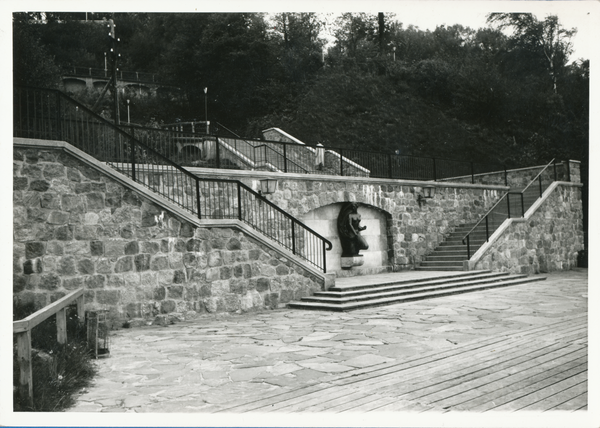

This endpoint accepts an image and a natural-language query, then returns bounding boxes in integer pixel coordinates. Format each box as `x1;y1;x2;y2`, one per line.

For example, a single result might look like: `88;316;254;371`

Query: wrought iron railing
62;66;159;84
462;159;568;259
14;86;332;272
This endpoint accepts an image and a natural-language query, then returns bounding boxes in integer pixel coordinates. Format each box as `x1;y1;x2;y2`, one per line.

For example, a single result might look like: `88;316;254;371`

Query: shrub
13;301;97;412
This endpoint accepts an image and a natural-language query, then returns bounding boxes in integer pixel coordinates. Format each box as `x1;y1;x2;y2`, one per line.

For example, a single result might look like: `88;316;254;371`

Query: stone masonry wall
472;184;583;274
13;146;324;323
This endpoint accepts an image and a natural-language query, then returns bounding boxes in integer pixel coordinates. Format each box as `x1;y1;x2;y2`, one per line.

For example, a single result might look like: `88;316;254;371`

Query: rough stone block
74;225;101;241
85;275;106;289
43;164;65;180
206;267;220;282
161;300;177;313
134;254;150;272
150;255;169;271
124;241;139;255
207;252;222;267
38;273;61;290
141;241;160;255
168;285;184;299
90;240;104;256
48;211;70;225
63;276;84;290
180;222;194;238
77;259;95;275
256;277;270;292
86;192;105;210
26;242;46;259
96;289;120;305
105;241;125;257
173;270;186;284
186;239;202;252
57;256;77;275
115;256;134;273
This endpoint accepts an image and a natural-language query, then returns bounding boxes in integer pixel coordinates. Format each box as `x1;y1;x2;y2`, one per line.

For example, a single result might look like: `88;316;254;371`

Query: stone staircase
287;270;546;311
417;187;541;271
416;222;491;271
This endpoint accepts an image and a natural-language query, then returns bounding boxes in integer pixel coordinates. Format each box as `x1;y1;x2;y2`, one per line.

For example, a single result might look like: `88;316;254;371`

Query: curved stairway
288;270;546;311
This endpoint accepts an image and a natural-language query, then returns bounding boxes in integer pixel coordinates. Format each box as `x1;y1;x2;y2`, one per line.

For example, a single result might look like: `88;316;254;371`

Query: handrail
461;158;561;259
13;288;85;407
520;158;555;194
14;86;332;271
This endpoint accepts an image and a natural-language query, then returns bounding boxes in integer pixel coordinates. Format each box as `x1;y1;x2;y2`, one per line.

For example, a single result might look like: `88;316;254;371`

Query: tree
487;13;576;93
13;13;61;87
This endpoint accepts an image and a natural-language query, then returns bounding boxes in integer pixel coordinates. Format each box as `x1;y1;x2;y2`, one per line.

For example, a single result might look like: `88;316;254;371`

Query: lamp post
127;99;130;124
204;87;209;134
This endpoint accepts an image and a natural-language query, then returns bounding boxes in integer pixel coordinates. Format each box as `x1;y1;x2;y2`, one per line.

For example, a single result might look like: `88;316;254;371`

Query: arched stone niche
301;202;392;276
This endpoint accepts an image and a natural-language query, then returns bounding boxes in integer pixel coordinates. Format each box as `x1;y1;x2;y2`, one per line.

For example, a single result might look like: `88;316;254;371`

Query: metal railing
14;86;332;272
13;289;85;407
62;66;159;84
462;159;568;259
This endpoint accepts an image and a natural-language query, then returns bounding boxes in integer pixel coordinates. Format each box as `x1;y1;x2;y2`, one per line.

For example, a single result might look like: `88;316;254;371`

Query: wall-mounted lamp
259;178;277;197
417;184;436;208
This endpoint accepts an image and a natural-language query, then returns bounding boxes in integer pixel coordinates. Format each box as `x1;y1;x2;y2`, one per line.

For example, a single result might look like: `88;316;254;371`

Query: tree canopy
13;11;588;168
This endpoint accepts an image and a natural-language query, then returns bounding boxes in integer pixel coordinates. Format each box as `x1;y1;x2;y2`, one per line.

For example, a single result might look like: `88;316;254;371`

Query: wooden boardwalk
219;312;587;413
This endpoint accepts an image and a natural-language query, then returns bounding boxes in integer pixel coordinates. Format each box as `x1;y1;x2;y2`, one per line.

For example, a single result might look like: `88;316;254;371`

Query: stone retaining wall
13;145;324;323
472;184;583;274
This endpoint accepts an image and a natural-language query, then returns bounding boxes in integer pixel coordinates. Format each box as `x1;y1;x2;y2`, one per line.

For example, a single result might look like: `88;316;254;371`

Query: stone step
418;260;465;268
327;270;494;293
303;274;530;304
318;272;512;297
288;276;547;311
424;254;469;262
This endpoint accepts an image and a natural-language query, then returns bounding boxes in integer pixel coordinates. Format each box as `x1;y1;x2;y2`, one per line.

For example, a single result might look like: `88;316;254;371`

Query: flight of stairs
417;188;541;271
287;270;546;311
416;223;492;271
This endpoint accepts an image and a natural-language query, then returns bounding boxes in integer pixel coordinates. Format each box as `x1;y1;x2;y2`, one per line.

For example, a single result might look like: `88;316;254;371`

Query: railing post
16;330;33;408
432;158;437;181
215;138;221;169
554;159;558;181
507;194;511;219
471;162;475;184
55;92;62;141
291;221;296;255
388;153;393;179
466;235;471;260
237;183;242;220
322;240;327;273
520;193;524;217
566;160;571;182
56;308;67;345
283;143;288;173
538;175;543;198
485;216;489;242
196;180;202;219
340;149;344;176
504;166;508;186
76;294;85;324
130;139;136;182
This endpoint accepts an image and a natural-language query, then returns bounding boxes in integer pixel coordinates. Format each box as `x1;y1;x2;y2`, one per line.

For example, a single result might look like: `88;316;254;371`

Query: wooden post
16;330;33;407
76;294;85;324
56;308;67;345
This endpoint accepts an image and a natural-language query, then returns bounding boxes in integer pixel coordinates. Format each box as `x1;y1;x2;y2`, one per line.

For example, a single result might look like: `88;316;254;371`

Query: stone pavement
67;268;588;414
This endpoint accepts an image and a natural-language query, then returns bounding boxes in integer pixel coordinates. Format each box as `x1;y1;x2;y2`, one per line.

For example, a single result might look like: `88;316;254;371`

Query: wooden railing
13;288;85;407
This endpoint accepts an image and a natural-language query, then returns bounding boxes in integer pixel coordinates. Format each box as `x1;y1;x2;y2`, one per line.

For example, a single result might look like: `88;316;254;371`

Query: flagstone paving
67;268;588;413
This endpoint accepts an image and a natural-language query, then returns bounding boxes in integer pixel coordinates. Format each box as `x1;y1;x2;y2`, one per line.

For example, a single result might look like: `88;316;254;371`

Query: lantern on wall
259;178;277;196
417;184;436;208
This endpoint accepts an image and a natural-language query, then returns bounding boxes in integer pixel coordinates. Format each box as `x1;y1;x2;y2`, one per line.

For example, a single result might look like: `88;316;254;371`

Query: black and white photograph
2;1;598;427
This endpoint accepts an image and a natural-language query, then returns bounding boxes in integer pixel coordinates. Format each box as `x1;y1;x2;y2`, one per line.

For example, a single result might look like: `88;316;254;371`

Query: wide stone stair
287;270;546;311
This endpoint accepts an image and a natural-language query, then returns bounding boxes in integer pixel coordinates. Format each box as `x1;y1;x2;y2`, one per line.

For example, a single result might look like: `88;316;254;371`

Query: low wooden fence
13;288;85;407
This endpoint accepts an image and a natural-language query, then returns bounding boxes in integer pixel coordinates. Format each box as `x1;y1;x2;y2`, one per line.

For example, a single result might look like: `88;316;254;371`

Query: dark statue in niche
337;202;369;257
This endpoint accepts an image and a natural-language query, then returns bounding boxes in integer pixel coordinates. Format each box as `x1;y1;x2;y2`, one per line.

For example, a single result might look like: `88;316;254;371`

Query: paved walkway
67;268;588;414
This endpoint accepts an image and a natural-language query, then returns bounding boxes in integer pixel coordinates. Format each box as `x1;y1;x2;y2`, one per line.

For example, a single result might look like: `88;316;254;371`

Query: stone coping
465;180;583;270
185;166;511;191
13;137;333;283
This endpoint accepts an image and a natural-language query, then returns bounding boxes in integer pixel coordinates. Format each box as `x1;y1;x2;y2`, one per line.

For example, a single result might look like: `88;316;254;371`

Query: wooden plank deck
219;313;587;413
